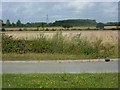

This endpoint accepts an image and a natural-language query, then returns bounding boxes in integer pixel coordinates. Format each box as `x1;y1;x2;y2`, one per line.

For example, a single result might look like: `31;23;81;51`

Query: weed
2;32;117;58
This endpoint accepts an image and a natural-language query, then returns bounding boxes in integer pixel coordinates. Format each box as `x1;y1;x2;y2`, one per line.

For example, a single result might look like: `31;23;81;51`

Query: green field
2;73;118;88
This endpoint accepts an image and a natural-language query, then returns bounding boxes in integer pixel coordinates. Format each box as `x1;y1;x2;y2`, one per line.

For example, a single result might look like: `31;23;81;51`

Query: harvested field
3;30;118;46
4;26;117;30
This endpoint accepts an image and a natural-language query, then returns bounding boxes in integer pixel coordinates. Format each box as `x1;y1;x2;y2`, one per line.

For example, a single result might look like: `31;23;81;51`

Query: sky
2;2;118;24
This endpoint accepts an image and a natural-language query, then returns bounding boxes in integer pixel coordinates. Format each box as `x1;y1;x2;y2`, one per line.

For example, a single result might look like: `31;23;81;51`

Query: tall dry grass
3;30;118;46
2;32;118;58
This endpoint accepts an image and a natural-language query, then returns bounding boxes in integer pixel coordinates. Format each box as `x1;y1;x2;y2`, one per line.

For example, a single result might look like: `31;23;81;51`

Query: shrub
87;27;90;30
2;28;5;31
19;28;22;31
51;29;56;31
45;28;49;31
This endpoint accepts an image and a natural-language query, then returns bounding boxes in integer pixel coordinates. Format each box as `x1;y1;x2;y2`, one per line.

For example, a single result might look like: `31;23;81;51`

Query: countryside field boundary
2;26;118;31
2;31;118;60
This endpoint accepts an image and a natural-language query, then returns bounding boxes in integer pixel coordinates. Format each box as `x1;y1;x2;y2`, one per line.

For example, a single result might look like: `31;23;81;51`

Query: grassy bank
2;32;118;60
2;73;118;88
2;53;117;61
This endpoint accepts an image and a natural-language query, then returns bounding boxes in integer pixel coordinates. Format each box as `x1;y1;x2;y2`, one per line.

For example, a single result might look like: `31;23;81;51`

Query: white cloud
2;2;118;23
2;0;120;2
100;3;118;17
67;2;95;13
52;4;62;10
0;2;2;19
7;2;43;16
51;2;95;14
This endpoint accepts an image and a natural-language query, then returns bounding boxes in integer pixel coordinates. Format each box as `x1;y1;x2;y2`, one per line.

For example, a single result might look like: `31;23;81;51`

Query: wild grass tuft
2;32;117;58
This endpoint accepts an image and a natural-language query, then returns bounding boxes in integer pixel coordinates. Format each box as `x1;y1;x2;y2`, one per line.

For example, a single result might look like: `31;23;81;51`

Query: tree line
0;19;119;30
52;19;97;27
1;19;97;27
1;19;47;27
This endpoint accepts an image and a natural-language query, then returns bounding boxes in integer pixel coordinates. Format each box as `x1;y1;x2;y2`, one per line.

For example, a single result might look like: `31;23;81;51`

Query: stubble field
4;26;117;30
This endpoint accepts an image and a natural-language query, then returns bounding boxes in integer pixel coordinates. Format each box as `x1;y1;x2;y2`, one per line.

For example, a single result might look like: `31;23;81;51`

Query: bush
19;29;22;31
87;27;90;30
2;28;5;31
96;23;104;29
45;28;49;31
51;29;56;31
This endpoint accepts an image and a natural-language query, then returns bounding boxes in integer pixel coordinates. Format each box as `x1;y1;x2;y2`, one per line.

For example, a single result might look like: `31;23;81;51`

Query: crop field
4;26;117;31
3;30;118;45
2;30;118;60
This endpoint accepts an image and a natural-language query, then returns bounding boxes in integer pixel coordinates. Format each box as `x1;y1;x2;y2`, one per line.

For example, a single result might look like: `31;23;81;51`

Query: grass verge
2;73;118;88
2;53;117;61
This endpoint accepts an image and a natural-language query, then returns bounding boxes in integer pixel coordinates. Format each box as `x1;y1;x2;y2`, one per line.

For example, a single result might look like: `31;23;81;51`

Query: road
2;61;118;73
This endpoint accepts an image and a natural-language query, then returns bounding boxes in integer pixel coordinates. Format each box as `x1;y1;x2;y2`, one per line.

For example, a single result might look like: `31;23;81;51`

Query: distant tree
105;22;118;26
48;23;53;27
41;23;45;30
96;23;104;29
21;24;24;27
2;20;5;26
62;23;73;29
37;23;45;30
25;22;31;27
6;19;11;27
53;19;97;27
16;20;22;27
11;23;15;27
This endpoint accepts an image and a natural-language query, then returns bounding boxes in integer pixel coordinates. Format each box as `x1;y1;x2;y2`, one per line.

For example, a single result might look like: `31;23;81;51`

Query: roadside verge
1;58;119;63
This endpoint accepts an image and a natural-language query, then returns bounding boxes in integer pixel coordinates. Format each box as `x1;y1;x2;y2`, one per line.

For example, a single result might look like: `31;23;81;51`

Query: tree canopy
1;19;118;28
52;19;97;27
62;23;73;29
6;19;11;27
16;20;22;27
96;23;104;29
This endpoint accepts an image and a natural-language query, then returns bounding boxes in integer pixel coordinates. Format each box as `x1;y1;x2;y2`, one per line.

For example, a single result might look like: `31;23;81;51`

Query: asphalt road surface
2;61;118;73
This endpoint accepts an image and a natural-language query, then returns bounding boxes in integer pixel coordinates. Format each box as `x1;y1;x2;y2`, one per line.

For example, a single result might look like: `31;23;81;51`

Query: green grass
2;53;117;61
2;73;118;88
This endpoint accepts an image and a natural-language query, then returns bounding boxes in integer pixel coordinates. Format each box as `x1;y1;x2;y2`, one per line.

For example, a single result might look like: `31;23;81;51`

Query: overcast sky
2;2;118;24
